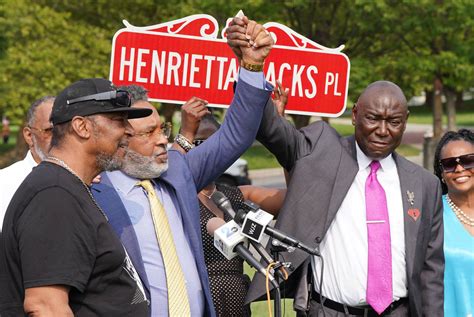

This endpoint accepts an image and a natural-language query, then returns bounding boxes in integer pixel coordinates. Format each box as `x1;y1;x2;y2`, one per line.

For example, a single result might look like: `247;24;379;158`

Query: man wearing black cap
0;78;152;316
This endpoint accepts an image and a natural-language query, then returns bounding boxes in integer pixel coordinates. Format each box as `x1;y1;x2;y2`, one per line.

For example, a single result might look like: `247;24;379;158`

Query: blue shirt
443;195;474;317
104;69;268;316
106;171;204;317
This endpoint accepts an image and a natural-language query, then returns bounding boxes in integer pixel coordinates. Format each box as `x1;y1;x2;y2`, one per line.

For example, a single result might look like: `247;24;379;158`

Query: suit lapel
324;136;359;232
393;153;422;280
91;174;150;295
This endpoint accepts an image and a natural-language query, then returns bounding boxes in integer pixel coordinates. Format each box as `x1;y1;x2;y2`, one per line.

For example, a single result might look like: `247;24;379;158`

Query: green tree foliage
0;0;472;127
0;0;111;121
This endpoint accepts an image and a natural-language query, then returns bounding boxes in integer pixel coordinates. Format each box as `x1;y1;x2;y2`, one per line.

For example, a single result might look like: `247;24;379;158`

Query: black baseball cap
51;78;152;125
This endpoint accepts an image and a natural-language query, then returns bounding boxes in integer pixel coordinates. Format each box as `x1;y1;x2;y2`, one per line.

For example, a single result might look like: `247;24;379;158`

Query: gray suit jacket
247;102;444;317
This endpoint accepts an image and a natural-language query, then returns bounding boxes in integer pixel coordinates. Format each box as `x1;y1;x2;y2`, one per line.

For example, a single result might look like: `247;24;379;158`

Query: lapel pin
408;208;420;222
406;190;415;206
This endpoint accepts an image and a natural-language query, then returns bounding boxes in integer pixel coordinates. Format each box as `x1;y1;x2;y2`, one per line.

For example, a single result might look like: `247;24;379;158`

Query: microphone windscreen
206;217;226;236
211;191;227;206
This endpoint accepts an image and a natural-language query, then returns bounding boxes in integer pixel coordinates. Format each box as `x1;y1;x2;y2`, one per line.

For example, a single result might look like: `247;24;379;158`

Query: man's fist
180;97;209;141
226;16;273;65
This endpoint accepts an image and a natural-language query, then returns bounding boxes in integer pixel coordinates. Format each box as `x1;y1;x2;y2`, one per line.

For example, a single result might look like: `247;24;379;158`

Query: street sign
110;14;350;117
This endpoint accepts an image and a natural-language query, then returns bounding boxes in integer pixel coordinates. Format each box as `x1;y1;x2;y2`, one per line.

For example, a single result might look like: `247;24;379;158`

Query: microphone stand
270;240;291;317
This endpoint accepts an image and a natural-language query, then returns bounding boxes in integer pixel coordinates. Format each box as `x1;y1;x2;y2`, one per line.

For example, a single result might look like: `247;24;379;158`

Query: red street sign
110;15;350;117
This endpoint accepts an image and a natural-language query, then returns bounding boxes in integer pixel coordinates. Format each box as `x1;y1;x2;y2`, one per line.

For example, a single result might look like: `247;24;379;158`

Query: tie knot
137;179;154;193
370;160;381;173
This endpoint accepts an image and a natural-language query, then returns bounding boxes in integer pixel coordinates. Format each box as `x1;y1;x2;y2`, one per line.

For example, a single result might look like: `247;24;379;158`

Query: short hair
433;128;474;194
117;85;148;105
26;96;55;126
50;121;72;148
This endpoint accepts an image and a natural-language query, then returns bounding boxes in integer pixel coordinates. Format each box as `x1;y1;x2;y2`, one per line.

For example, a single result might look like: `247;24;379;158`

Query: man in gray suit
244;79;444;316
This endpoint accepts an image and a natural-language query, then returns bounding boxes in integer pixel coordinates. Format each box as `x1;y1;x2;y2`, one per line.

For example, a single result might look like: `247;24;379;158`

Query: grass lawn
407;105;474;126
242;145;281;170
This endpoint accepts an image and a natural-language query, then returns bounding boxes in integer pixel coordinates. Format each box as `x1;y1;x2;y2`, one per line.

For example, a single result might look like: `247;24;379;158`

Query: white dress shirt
0;151;37;230
312;143;407;306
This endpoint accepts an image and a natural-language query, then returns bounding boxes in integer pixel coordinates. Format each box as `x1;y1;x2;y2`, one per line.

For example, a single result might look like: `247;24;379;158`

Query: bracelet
241;60;264;72
174;133;194;152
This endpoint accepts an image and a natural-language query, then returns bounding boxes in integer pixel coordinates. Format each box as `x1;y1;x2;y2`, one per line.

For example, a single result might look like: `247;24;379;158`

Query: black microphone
207;218;278;288
211;191;236;218
211;191;277;266
237;205;320;256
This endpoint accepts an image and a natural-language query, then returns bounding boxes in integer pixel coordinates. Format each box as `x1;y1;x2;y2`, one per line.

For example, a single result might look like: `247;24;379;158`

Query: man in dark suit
244;80;444;316
92;21;274;317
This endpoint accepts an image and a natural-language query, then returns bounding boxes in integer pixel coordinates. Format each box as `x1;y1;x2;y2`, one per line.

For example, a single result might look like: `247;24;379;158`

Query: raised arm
172;97;209;154
185;16;274;191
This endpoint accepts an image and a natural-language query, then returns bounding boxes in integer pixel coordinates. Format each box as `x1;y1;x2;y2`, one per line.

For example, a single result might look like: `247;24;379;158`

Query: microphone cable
265;262;288;317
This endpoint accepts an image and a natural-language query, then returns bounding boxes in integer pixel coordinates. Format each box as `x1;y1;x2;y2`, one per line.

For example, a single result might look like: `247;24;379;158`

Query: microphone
238;203;320;256
207;217;278;288
211;191;236;218
211;191;277;267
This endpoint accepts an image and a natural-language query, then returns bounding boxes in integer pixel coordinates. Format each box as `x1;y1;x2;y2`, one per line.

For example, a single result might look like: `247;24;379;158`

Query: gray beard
121;148;168;179
96;152;123;171
31;135;47;161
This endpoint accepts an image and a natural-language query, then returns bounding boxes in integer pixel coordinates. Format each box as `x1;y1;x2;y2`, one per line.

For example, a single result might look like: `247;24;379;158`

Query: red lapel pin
408;208;420;221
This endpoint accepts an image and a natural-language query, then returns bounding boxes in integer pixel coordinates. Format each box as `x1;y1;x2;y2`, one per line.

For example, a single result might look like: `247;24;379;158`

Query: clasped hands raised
226;15;274;66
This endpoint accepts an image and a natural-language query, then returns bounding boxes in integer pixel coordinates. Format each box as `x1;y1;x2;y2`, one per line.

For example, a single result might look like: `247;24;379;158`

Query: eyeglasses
67;90;131;107
439;153;474;173
132;122;172;139
28;125;53;134
193;139;206;146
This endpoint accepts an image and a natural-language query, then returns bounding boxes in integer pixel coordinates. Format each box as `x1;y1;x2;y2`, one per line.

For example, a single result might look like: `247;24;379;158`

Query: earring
441;178;446;183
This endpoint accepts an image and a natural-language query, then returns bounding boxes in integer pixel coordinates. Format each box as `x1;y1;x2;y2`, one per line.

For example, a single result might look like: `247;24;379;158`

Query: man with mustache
92;19;274;316
1;78;152;316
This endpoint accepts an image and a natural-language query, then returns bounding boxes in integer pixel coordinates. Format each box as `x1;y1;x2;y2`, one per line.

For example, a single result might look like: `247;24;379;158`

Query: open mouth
453;175;471;183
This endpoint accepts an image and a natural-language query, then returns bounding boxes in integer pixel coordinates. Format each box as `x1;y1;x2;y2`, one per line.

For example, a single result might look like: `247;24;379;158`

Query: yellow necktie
138;180;191;316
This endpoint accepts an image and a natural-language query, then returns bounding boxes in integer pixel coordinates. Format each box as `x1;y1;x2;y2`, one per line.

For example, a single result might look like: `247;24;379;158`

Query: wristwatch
241;60;264;72
175;133;194;152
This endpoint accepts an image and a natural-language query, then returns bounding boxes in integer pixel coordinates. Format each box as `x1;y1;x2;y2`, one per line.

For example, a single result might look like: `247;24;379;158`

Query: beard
96;152;123;171
96;139;127;171
31;135;47;161
121;147;168;179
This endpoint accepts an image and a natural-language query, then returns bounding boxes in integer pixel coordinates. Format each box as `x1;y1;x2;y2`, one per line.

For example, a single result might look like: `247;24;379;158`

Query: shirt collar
355;141;396;172
25;150;38;168
106;171;158;195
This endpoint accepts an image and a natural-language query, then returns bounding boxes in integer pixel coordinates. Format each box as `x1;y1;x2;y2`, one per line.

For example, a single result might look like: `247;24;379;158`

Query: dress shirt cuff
239;68;273;91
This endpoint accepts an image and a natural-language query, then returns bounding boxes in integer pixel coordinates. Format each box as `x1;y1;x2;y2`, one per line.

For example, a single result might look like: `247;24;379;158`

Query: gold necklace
199;185;217;199
446;195;474;227
47;156;108;221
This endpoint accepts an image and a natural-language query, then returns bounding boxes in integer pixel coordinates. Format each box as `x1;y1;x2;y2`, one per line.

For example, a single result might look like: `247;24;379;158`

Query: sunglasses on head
66;90;131;107
439;153;474;173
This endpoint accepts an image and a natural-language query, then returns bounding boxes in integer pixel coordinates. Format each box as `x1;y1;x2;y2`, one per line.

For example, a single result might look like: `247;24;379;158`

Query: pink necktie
365;161;393;314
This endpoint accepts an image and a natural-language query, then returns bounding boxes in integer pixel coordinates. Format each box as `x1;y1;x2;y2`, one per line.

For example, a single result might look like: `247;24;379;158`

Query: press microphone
237;202;320;256
211;191;277;266
211;191;236;218
207;217;278;288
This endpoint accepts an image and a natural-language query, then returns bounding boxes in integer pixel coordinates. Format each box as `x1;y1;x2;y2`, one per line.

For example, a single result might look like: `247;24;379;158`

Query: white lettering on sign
325;72;342;96
118;47;339;99
151;50;166;84
136;48;149;83
120;47;135;81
